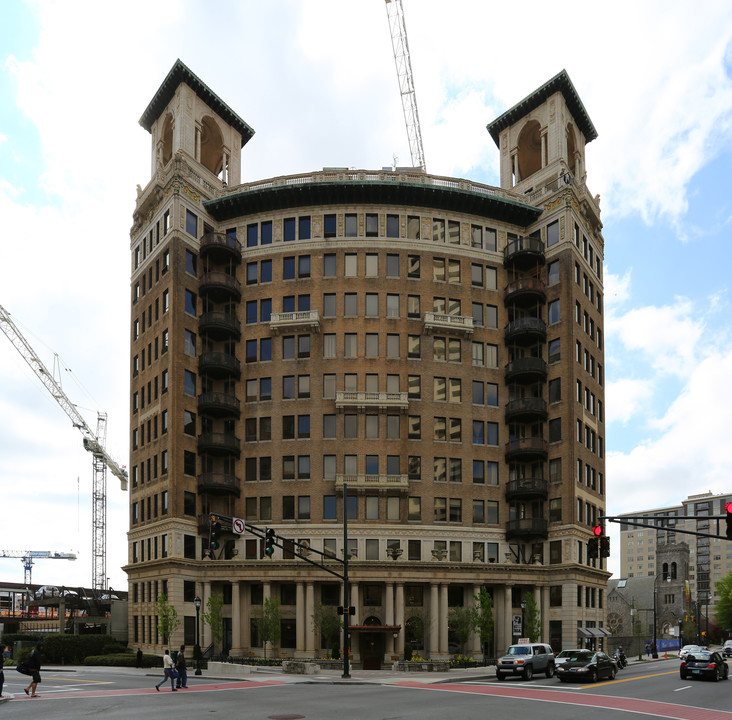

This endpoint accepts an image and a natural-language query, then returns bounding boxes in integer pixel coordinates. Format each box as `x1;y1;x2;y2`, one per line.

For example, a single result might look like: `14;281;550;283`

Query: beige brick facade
126;62;608;664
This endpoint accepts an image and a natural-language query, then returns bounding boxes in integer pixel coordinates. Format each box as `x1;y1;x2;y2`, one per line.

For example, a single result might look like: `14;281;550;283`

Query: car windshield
689;652;712;661
507;646;530;655
569;652;593;662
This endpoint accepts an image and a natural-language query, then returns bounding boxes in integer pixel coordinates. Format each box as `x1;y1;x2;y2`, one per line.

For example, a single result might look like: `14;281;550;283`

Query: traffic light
210;518;221;550
265;528;276;557
588;524;603;559
600;536;611;558
725;501;732;540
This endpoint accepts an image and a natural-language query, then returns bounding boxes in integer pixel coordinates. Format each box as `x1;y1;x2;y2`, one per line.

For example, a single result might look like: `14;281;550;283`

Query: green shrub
42;634;130;664
84;653;160;667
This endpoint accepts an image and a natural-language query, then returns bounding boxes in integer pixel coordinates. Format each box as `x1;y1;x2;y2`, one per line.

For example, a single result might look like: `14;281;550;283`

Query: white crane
0;550;77;585
0;303;127;591
384;0;426;170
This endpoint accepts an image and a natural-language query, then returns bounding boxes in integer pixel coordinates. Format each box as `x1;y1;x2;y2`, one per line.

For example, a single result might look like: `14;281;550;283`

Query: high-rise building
126;60;608;662
618;491;732;615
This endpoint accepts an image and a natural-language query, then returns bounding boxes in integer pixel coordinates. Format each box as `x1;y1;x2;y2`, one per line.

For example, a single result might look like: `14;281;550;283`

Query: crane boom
385;0;426;170
0;303;127;590
0;549;76;585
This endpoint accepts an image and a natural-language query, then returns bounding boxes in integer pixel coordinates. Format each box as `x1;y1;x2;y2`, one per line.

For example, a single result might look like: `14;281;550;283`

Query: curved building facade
126;61;608;663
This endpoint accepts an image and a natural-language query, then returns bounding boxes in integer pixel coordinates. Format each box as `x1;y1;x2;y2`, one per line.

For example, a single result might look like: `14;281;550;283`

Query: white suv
495;643;555;680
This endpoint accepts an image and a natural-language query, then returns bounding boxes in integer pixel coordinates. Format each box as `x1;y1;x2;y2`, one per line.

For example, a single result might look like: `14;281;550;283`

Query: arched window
516;120;542;181
670;562;677;580
662;562;669;580
200;116;224;178
161;114;173;166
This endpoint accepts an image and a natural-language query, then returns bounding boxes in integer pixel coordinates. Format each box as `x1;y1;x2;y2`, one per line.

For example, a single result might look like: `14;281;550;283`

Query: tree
156;593;181;645
523;594;542;642
311;602;342;656
255;597;282;659
473;587;494;658
715;572;732;633
202;593;225;653
447;606;474;654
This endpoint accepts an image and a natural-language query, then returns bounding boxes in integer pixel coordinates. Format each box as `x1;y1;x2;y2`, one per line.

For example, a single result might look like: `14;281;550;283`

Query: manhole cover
268;716;306;720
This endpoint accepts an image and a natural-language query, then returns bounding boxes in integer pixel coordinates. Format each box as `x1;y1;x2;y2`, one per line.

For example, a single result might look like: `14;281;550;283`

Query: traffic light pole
342;483;350;679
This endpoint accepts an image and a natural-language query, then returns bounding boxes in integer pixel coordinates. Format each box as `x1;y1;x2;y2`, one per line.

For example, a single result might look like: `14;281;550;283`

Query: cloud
606;378;653;425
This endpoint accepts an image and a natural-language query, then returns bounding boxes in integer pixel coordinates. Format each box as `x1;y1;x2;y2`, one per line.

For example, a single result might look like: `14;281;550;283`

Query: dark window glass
283;256;295;279
261;221;273;245
299;216;311;240
324;215;337;238
185;209;197;237
247;224;258;247
284;218;296;242
261;260;272;283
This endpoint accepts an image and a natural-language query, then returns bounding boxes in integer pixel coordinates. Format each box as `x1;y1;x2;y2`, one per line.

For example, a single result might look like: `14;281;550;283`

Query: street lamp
520;599;527;640
652;573;671;659
194;595;202;675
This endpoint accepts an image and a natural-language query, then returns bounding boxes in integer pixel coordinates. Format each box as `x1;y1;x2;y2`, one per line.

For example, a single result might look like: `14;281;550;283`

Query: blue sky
1;0;732;588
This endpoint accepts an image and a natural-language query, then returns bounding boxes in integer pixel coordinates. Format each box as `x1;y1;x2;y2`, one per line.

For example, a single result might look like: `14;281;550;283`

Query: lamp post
194;595;202;675
652;573;671;659
520;599;527;640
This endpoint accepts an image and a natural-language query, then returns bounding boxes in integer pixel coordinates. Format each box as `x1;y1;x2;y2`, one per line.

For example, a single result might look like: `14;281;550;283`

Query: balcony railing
198;391;241;418
504;277;546;304
200;232;242;263
197;432;241;457
505;477;548;501
199;271;242;301
504;357;547;382
269;310;321;334
199;311;241;340
423;312;474;336
504;317;547;344
199;351;241;379
334;474;409;492
506;517;549;540
505;437;548;461
505;397;548;422
503;235;545;266
335;391;409;412
197;472;241;497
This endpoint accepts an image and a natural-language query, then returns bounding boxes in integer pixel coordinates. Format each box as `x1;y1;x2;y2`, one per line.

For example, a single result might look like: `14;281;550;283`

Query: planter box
393;661;450;672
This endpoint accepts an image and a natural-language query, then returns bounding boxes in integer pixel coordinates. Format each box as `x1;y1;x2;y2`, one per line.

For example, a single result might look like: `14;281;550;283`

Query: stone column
230;581;242;656
263;582;272;658
395;583;405;658
541;130;548;168
439;584;448;656
295;582;306;658
470;584;482;657
541;585;550;646
241;582;251;651
384;582;395;661
429;583;439;657
305;582;315;655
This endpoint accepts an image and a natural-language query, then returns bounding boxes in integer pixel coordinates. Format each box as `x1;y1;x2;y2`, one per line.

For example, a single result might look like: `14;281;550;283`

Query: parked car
721;640;732;658
34;585;60;599
495;643;555;681
680;650;729;681
556;650;617;683
100;594;119;600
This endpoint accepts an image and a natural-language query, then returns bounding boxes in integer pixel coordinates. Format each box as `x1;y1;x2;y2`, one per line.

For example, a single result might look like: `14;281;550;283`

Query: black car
556;650;617;683
680;650;729;681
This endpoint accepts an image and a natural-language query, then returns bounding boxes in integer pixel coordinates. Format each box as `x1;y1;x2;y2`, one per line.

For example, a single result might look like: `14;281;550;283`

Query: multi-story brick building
618;491;732;617
125;60;608;664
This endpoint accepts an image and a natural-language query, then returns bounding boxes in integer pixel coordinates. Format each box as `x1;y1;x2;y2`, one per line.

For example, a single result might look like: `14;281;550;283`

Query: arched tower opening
161;113;173;166
516;120;542;182
200;115;224;178
566;123;577;176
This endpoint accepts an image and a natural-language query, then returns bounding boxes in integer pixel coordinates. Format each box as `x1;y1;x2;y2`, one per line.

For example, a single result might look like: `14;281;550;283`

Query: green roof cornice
487;69;597;146
139;59;255;147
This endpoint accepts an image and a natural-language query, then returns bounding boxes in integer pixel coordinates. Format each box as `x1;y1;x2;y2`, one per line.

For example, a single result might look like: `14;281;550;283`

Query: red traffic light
725;501;732;514
592;525;603;536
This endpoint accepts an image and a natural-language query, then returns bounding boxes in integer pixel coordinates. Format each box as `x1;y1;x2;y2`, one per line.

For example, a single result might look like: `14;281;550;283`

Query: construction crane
0;550;77;585
384;0;426;170
0;303;128;591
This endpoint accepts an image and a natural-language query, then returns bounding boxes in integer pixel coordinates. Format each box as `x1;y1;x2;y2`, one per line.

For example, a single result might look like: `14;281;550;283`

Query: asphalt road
3;659;732;720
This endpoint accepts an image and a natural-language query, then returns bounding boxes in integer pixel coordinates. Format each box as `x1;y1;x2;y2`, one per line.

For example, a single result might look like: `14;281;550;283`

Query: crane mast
385;0;426;170
0;303;127;591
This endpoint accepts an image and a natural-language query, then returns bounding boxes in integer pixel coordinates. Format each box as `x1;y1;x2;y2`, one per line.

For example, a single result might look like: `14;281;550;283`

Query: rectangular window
547;220;559;247
386;214;399;238
408;255;420;278
185;209;197;237
344;254;357;277
345;213;358;237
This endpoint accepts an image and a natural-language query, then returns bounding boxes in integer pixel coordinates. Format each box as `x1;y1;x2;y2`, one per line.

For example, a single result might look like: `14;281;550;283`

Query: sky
1;0;732;590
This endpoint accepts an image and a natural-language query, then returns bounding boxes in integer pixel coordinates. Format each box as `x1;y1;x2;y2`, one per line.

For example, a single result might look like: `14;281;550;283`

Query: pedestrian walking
154;649;177;691
176;645;188;688
136;648;143;668
24;642;43;697
645;641;651;658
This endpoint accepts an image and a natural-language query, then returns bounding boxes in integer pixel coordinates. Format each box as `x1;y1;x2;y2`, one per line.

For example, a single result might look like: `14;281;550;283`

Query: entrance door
360;632;385;670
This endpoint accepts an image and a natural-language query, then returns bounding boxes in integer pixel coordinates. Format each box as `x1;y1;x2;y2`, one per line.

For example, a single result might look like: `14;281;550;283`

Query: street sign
232;517;246;535
513;615;522;635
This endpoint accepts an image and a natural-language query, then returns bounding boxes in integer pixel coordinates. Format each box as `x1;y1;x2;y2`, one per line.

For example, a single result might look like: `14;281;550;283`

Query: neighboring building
618;492;732;615
125;60;608;664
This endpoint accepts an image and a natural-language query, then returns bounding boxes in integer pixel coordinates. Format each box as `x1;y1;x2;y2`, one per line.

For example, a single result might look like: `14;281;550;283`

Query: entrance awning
577;628;592;638
348;625;402;633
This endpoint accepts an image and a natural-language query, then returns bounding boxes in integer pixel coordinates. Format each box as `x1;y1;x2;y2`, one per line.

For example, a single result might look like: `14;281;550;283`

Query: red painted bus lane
394;681;732;720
